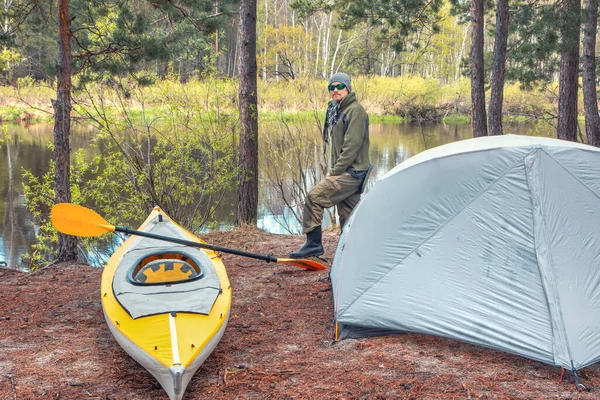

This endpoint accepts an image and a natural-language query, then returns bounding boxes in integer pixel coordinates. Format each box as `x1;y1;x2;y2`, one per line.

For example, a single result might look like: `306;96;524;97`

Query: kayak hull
104;310;230;400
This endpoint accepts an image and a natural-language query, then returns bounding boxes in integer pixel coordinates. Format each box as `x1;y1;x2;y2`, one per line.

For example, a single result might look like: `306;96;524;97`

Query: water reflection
0;124;98;271
0;120;559;269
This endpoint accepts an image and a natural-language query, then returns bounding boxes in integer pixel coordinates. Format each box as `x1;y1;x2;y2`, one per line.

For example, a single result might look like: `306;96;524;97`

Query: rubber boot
289;226;324;258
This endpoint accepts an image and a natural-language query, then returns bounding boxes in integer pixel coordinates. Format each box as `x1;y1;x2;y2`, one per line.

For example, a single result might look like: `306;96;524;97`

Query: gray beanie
328;72;352;93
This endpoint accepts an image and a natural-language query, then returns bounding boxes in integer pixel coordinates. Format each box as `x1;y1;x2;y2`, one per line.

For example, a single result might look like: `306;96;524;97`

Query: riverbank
0;76;561;125
1;227;598;399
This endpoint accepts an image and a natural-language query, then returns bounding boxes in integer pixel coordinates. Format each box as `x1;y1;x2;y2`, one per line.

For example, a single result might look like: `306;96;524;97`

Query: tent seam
528;149;577;368
524;151;559;365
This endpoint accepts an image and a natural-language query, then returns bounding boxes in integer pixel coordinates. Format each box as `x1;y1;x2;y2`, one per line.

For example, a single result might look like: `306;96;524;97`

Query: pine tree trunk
236;0;259;225
583;0;600;147
53;0;77;262
557;0;581;142
488;0;509;136
470;0;488;137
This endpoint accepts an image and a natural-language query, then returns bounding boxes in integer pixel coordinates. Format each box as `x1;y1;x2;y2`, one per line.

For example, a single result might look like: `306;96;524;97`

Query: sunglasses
328;83;346;91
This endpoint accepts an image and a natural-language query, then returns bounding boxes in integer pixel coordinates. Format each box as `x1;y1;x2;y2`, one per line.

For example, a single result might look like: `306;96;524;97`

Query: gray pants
301;172;362;234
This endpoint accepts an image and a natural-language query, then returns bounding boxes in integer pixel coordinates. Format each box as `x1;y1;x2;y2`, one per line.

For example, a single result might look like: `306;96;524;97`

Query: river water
0;121;557;270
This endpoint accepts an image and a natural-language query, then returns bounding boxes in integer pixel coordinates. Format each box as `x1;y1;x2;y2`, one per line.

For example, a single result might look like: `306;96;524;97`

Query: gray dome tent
331;135;600;371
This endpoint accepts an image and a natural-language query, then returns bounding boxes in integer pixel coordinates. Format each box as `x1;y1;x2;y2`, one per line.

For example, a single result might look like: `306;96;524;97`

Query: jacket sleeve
330;108;368;175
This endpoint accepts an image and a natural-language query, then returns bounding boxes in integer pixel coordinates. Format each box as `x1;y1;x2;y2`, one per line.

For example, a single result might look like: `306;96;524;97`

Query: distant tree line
4;0;600;141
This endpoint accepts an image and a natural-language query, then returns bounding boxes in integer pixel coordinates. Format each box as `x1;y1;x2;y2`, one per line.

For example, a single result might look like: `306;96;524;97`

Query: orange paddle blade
51;203;116;237
275;258;327;271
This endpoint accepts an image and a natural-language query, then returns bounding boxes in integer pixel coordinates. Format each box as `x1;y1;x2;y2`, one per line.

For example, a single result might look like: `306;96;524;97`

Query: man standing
289;72;370;259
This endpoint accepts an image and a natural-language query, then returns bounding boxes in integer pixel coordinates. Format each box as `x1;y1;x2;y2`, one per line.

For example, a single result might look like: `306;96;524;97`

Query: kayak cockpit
129;252;204;285
113;218;221;319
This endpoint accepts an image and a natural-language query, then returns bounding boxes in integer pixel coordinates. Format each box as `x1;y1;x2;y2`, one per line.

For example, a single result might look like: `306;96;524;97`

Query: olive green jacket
329;92;370;176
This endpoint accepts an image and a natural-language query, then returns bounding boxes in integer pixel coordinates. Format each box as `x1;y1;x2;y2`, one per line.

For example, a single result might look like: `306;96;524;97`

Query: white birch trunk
330;30;343;76
274;4;279;81
262;0;268;81
321;12;332;78
456;24;469;81
314;16;322;77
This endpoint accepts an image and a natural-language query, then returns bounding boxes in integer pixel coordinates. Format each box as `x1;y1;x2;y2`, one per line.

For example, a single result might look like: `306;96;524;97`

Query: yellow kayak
100;207;231;400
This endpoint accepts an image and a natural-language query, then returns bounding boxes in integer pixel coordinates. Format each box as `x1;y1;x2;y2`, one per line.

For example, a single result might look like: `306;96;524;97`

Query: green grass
442;114;471;124
0;106;53;123
370;115;408;124
258;110;319;123
0;106;23;122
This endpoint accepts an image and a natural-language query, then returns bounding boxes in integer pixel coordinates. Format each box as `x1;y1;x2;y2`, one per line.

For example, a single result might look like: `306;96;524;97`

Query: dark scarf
322;100;340;143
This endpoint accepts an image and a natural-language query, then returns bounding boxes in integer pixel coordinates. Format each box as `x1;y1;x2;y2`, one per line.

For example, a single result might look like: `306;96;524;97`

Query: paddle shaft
115;226;279;263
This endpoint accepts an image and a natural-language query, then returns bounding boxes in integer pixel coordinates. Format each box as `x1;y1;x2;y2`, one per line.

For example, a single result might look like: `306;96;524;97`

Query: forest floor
0;227;598;400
